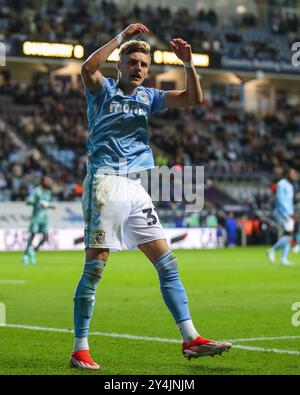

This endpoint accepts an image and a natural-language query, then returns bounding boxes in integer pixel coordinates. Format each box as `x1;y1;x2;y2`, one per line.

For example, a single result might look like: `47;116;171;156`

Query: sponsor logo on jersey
109;101;147;116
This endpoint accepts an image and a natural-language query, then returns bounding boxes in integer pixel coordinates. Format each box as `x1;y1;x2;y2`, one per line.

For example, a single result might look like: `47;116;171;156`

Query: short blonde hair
119;40;151;60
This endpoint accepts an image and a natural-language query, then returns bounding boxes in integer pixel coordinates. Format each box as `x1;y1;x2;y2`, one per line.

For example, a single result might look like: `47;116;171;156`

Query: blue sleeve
84;77;110;102
149;88;166;114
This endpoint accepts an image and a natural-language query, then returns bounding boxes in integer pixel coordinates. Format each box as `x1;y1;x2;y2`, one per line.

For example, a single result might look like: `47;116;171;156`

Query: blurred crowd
1;77;300;203
0;78;86;201
0;0;298;61
151;97;300;175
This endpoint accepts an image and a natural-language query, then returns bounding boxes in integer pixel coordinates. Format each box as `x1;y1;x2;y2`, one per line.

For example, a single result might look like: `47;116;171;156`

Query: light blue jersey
275;178;294;220
84;77;166;174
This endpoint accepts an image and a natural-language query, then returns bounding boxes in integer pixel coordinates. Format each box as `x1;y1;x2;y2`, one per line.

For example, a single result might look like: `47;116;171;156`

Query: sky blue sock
273;236;289;251
74;259;106;338
154;250;191;324
282;236;292;259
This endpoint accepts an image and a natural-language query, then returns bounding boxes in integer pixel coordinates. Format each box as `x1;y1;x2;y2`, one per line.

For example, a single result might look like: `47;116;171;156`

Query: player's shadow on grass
183;364;242;374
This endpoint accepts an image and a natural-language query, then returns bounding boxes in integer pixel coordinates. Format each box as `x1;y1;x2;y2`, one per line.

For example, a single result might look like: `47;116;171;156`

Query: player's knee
85;248;109;262
83;259;106;284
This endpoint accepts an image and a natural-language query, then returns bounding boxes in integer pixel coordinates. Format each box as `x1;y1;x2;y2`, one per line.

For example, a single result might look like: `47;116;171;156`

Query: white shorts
82;173;166;251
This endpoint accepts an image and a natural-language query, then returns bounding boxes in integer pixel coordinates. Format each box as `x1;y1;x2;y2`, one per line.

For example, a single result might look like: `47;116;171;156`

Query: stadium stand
0;0;298;60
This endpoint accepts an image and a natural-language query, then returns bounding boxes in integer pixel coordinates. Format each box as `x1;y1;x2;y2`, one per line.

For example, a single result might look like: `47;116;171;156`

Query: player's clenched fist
122;23;149;39
169;39;192;62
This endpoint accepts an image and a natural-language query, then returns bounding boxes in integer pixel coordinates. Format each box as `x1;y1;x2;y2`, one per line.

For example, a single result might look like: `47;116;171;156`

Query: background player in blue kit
70;23;232;370
267;167;298;266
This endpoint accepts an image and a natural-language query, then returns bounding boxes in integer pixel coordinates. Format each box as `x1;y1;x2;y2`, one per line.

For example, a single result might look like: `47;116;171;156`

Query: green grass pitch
1;247;300;375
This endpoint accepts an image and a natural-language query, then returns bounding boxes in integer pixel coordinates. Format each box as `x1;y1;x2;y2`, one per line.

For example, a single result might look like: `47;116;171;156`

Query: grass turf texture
0;247;300;375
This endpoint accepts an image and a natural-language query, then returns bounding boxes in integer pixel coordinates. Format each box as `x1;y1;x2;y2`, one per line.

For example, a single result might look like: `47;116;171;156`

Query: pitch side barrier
0;202;218;251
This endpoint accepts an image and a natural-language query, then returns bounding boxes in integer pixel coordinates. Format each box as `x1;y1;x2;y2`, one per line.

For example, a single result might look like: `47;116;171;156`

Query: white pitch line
2;324;300;356
233;345;300;356
3;324;179;342
0;280;27;284
224;335;300;343
89;331;180;343
3;324;73;333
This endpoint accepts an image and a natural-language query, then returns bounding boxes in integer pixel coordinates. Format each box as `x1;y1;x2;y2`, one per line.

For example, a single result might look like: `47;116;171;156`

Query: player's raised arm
164;39;203;108
81;23;149;92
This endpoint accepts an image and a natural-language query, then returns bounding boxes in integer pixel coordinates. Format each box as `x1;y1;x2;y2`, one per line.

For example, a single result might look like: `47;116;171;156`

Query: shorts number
142;208;157;226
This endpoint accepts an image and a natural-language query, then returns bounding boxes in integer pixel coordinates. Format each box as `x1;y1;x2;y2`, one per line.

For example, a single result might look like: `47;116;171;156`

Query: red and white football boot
70;350;100;370
182;336;232;360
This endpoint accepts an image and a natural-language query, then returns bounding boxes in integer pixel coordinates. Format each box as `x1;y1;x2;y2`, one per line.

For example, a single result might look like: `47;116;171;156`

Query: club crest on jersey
138;91;149;104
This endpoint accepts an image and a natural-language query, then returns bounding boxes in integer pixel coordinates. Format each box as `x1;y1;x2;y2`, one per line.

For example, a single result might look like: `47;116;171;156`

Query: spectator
225;212;238;247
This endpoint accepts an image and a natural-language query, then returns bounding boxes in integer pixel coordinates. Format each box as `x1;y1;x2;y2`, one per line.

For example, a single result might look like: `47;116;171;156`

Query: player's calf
154;250;201;342
154;250;191;325
73;259;106;338
72;259;106;366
